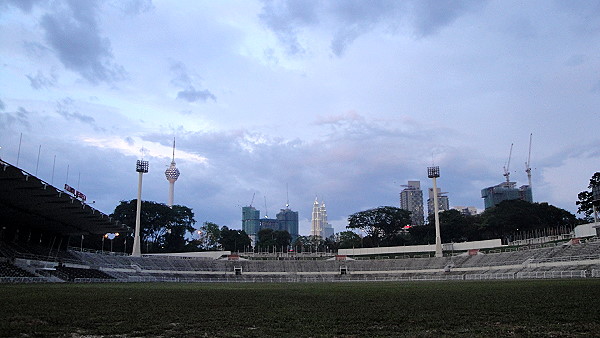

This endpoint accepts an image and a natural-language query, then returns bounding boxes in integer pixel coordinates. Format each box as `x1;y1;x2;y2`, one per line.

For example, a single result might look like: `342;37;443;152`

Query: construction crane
503;143;513;183
249;192;255;207
525;133;533;187
264;196;269;219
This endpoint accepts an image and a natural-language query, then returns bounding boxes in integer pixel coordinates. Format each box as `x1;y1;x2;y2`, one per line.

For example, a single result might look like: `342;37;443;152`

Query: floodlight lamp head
427;166;440;178
136;160;149;173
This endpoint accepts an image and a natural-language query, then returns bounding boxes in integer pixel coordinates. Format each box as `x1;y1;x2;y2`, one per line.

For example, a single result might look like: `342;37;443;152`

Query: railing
516;270;586;279
465;272;515;280
67;247;129;256
0;277;48;283
530;254;600;264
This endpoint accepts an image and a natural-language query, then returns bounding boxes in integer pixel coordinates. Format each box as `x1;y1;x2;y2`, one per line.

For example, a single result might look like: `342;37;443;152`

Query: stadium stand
0;237;599;283
2;159;600;284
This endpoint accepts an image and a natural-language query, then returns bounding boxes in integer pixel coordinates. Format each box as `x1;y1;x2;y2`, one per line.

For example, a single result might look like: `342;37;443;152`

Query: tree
291;236;310;253
256;228;291;251
218;226;251;252
480;199;577;242
111;200;196;253
335;231;362;249
576;172;600;219
199;222;221;251
421;209;482;244
347;206;411;246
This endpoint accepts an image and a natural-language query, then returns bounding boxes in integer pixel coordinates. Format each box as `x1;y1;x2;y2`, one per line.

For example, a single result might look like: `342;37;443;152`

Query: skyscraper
164;138;180;207
400;181;424;226
427;187;449;216
242;206;260;245
276;208;299;241
481;182;532;209
310;198;334;239
242;204;299;245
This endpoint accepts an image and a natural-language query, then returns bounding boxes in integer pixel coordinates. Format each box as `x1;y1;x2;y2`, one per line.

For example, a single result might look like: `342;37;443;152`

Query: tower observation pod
165;138;180;208
427;166;443;258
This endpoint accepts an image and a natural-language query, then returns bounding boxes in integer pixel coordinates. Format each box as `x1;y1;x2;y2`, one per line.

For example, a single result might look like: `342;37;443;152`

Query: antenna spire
170;137;176;163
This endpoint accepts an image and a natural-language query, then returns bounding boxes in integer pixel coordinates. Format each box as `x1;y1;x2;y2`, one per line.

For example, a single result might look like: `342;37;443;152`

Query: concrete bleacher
53;266;114;282
0;262;37;278
3;236;600;283
64;237;600;282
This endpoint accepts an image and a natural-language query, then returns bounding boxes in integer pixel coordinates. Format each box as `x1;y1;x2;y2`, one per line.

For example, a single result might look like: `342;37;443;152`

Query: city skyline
1;1;599;236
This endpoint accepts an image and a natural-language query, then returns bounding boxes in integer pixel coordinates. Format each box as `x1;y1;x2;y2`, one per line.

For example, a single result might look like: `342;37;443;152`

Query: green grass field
1;280;599;337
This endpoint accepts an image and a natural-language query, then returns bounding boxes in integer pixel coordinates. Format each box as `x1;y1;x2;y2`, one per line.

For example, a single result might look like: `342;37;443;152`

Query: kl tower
165;138;180;207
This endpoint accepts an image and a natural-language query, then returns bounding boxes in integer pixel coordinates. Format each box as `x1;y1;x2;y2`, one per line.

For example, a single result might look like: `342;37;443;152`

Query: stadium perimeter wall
338;239;503;256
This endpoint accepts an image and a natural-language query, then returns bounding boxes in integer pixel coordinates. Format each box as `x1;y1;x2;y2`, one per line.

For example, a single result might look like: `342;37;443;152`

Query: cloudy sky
1;0;599;235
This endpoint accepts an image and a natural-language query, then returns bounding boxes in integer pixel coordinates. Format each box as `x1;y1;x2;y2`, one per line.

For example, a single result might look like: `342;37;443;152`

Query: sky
1;0;599;236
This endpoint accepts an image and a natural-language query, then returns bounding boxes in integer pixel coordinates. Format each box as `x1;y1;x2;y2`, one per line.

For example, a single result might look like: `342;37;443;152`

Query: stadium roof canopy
0;159;127;236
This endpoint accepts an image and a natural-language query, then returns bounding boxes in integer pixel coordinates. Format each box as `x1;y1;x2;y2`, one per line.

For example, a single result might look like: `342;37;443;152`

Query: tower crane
525;133;533;187
264;196;269;218
249;192;255;207
503;143;513;183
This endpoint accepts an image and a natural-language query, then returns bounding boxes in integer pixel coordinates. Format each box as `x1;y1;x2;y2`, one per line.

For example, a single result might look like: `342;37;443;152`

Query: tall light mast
132;156;149;257
428;166;443;258
165;138;180;208
503;143;513;183
525;133;533;187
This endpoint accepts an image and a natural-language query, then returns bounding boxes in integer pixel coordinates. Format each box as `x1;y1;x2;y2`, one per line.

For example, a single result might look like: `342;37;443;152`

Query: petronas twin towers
310;197;334;239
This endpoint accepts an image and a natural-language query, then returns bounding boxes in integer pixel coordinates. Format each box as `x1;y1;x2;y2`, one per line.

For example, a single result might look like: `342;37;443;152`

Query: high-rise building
481;182;532;209
242;206;260;245
310;198;334;239
164;138;180;207
427;187;449;215
242;204;299;245
276;208;299;241
400;181;424;226
452;206;478;216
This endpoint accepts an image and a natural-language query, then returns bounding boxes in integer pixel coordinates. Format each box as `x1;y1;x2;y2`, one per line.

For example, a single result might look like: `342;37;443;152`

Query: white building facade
310;198;334;239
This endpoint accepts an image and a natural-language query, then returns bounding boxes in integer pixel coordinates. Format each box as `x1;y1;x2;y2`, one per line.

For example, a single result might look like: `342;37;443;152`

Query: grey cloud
40;1;126;84
1;0;44;13
177;87;216;103
410;0;485;37
259;0;321;55
260;0;486;56
56;98;96;125
23;41;50;59
328;1;402;56
124;137;135;146
26;70;57;90
170;61;216;103
0;107;32;129
110;0;154;15
0;99;5;111
556;1;600;34
139;116;460;227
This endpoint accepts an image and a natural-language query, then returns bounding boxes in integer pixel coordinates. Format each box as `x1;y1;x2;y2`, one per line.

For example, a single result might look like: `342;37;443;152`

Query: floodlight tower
132;159;149;257
428;166;443;258
165;138;180;208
